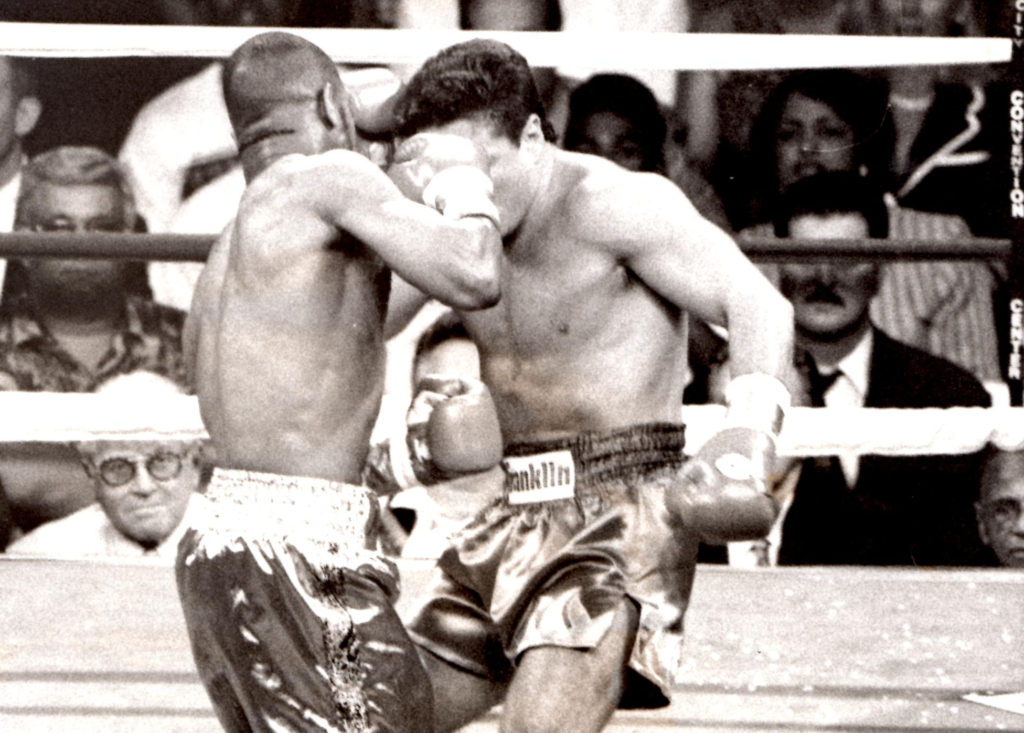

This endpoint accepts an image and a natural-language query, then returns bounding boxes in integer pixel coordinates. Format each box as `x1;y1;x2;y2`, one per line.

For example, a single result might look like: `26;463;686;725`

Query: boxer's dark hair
458;0;562;32
394;39;556;143
772;170;889;238
563;73;667;173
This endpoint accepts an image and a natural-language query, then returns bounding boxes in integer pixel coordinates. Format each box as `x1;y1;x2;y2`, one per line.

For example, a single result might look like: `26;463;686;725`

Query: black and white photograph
0;1;1021;731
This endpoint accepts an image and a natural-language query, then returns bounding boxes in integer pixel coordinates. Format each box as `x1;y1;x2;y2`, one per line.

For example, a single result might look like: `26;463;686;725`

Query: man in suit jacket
768;172;990;566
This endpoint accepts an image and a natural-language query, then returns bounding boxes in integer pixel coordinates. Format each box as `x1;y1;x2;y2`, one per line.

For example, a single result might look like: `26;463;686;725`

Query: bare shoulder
240;149;382;212
559;152;694;245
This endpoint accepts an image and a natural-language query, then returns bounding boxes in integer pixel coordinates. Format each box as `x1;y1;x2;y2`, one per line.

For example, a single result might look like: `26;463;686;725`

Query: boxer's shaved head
223;32;355;178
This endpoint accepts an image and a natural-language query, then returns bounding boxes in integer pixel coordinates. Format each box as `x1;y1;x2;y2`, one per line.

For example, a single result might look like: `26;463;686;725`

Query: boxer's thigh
176;531;429;732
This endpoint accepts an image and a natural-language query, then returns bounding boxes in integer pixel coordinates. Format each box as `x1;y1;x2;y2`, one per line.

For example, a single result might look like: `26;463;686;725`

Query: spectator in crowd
0;146;188;392
7;371;205;559
766;172;990;567
679;0;987;230
975;446;1024;568
459;0;572;138
869;0;1002;237
679;0;864;229
0;56;42;301
741;69;1001;390
376;311;502;559
7;432;206;560
0;147;189;536
563;72;728;230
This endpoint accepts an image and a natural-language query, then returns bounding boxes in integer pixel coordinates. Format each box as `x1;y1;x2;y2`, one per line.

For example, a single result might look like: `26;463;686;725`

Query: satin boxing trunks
176;468;432;733
407;423;698;708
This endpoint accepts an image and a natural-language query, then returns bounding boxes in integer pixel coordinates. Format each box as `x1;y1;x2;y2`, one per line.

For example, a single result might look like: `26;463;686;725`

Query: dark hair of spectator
394;39;556;143
772;170;889;238
563;73;666;173
458;0;562;31
750;69;895;196
414;312;471;368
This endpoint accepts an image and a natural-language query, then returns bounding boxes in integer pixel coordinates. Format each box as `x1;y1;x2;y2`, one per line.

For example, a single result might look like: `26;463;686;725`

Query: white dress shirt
7;494;207;563
726;328;874;567
817;328;873;486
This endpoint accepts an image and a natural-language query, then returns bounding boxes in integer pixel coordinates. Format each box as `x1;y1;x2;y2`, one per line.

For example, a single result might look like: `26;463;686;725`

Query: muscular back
190;152;389;483
461;153;690;443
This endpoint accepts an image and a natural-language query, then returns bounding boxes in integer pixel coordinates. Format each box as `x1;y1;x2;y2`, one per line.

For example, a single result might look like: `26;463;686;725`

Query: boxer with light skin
176;32;506;732
388;40;794;733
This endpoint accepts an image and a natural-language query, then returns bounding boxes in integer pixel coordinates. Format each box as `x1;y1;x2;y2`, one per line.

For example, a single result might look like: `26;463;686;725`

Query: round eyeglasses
96;453;184;488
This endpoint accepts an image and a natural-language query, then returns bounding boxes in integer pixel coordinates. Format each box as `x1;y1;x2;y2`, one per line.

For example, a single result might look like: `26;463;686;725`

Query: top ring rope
0;23;1010;70
1;393;1021;455
0;233;1009;263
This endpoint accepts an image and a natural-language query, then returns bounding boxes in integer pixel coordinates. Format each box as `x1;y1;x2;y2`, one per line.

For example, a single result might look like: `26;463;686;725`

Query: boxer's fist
406;375;503;483
388;133;501;229
343;67;402;135
670;427;781;545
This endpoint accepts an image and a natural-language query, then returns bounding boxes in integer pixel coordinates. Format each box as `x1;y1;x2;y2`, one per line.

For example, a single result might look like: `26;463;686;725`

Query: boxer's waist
201;467;379;546
501;423;685;504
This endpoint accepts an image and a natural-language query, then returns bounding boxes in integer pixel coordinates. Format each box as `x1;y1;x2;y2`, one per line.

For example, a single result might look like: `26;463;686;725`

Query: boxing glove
388;133;501;230
343;66;402;136
671;372;789;545
409;375;503;479
362;375;503;493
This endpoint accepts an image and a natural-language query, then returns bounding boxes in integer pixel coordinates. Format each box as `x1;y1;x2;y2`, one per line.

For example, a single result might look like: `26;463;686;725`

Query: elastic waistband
202;467;379;547
503;423;686;488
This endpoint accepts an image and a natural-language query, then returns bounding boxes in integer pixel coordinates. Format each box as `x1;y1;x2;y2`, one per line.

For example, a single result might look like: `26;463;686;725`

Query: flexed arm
587;172;794;542
261;142;503;312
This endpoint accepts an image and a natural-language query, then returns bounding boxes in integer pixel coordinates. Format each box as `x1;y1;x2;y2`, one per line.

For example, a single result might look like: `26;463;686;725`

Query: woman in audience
741;69;1002;391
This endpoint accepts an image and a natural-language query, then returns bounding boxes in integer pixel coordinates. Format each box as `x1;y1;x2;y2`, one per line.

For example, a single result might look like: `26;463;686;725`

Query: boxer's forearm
723;275;794;387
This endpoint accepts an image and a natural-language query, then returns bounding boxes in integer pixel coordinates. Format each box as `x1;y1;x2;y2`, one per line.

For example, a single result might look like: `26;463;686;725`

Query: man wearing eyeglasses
0;146;191;543
976;446;1024;568
0;145;189;392
7;438;206;560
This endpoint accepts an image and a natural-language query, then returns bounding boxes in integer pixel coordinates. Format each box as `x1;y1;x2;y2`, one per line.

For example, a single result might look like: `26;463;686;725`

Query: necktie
805;355;840;408
778;353;850;564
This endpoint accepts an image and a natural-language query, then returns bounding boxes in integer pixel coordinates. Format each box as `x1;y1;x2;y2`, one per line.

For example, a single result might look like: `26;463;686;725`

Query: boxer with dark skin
387;41;796;732
176;33;505;732
187;52;500;484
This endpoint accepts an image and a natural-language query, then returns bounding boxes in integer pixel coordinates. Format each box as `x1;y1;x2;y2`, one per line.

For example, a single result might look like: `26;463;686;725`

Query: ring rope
0;23;1009;70
0;233;1009;263
0;393;1020;455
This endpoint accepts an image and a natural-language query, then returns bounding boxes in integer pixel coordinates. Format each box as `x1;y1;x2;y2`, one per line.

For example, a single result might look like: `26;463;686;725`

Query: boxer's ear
320;81;358;149
318;83;343;128
519;113;545;156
